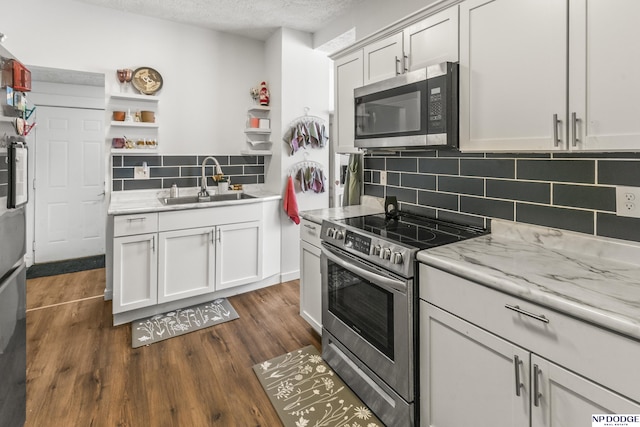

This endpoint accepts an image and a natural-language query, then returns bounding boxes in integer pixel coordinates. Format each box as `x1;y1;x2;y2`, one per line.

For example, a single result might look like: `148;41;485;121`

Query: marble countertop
417;219;640;340
108;185;280;215
300;195;385;224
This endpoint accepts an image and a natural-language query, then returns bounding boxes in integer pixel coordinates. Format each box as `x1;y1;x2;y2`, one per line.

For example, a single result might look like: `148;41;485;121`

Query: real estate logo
592;414;640;427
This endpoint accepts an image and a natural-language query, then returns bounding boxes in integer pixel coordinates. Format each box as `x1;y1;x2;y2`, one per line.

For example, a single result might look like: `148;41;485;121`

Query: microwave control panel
427;74;446;135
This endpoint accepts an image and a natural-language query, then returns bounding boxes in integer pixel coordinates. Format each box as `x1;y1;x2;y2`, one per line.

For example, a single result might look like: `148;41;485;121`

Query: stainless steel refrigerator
0;42;29;427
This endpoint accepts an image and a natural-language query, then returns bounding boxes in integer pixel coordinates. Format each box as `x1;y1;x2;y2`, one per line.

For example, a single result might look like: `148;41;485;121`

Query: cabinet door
459;0;567;152
216;221;261;290
420;302;530;427
403;6;459;71
334;50;363;153
531;355;640;427
158;227;215;303
299;240;322;334
363;32;404;85
569;0;640;151
113;233;157;313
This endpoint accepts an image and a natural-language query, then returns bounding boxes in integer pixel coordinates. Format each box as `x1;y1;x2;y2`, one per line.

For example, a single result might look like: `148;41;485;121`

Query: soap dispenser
170;183;178;198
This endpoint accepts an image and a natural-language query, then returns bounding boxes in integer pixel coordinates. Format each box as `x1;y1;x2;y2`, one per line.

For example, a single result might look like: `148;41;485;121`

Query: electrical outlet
134;166;149;180
615;186;640;218
380;171;387;185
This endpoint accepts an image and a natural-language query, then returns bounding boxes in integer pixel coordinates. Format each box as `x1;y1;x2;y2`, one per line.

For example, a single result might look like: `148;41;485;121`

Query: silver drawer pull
126;217;147;222
533;364;542;407
514;355;523;397
505;304;550;324
303;224;317;231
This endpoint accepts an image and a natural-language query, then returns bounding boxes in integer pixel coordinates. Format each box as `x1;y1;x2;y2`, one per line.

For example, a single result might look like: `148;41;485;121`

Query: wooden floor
26;269;320;427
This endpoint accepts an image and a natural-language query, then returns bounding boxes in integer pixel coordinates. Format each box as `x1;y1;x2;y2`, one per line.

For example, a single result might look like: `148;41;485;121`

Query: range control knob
372;244;382;256
326;228;336;238
380;247;392;260
334;230;345;240
391;252;404;265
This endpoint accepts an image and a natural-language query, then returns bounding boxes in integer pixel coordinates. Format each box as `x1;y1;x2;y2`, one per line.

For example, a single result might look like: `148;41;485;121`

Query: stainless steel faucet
199;156;223;197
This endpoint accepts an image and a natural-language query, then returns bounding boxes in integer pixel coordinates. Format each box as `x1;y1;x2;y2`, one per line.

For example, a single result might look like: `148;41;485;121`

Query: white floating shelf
246;139;272;147
111;121;159;128
244;128;271;134
241;149;272;156
248;105;270;112
111;148;158;154
110;93;159;102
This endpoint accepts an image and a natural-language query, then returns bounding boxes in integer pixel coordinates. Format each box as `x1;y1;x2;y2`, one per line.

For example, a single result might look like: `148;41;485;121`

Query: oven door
321;242;413;401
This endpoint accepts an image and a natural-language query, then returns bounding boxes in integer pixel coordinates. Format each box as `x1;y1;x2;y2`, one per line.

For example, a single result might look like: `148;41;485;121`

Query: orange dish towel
283;176;300;224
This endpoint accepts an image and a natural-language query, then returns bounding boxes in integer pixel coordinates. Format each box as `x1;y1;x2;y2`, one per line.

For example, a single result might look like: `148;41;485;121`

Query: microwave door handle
321;245;406;293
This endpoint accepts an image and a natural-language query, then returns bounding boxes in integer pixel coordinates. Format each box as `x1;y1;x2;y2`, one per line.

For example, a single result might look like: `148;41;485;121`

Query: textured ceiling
75;0;363;41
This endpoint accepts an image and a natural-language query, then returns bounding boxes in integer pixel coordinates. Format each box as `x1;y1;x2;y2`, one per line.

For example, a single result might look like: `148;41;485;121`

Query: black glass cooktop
339;212;487;250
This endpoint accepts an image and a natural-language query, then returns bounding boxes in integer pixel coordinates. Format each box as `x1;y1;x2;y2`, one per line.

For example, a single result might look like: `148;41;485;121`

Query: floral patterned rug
131;298;239;348
253;345;384;427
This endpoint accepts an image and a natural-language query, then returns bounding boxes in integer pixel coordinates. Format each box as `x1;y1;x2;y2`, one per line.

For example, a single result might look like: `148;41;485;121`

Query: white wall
3;0;265;154
267;28;331;280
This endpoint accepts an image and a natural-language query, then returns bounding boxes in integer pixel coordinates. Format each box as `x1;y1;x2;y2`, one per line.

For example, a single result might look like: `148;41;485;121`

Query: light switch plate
615;186;640;218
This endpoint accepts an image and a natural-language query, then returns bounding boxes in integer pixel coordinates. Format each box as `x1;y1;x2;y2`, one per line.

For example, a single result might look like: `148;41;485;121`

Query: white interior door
34;106;105;263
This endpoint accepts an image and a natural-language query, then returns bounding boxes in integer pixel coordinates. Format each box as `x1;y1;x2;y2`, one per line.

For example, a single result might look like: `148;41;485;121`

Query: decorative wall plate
132;67;163;95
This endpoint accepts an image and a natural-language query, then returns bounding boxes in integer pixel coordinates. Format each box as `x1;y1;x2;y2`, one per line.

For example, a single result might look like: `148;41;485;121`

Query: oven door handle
321;244;407;293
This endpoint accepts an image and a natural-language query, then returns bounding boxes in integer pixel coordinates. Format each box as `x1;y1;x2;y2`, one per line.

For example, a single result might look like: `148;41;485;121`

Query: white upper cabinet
460;0;640;152
334;50;364;153
403;6;459;71
569;0;640;151
363;7;460;86
363;32;404;85
459;0;567;152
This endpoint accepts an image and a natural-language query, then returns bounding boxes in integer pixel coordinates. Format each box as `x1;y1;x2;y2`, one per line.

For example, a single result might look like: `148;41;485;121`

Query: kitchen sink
158;193;256;205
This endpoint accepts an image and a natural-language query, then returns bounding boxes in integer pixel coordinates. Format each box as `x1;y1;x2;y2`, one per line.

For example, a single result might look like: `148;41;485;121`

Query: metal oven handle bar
321;243;407;293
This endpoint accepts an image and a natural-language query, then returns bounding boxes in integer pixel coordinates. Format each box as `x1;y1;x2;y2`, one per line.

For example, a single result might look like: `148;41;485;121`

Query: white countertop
108;185;280;215
417;219;640;340
299;195;385;224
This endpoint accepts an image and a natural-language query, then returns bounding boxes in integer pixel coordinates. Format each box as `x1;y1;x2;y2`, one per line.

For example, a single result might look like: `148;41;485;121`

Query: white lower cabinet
531;355;640;427
419;264;640;426
110;202;269;320
299;219;322;334
420;303;529;427
158;226;215;303
216;221;261;290
113;233;158;313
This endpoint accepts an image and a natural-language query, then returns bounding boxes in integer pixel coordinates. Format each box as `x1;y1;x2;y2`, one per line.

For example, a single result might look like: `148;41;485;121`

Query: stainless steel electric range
320;211;487;426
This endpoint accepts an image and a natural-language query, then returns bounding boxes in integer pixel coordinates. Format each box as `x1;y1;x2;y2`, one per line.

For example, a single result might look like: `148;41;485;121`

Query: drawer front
300;219;321;247
419;264;640;404
159;205;260;231
114;213;158;237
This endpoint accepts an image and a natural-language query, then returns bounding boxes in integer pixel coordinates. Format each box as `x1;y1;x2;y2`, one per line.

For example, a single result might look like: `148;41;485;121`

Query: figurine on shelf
259;81;270;106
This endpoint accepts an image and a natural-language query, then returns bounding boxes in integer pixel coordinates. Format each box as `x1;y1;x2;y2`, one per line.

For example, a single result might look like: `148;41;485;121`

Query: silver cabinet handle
533;364;542;407
505;304;549;324
211;229;215;245
303;224;317;231
514;355;523;397
403;54;409;73
395;56;401;75
553;114;562;147
571;112;580;147
151;235;155;252
126;217;146;222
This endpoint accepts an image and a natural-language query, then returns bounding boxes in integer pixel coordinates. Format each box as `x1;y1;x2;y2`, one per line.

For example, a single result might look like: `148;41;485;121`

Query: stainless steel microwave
354;62;458;150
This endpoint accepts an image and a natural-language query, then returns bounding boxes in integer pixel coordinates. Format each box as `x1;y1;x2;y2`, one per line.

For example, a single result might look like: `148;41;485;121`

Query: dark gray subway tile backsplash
364;151;640;244
112;154;265;192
